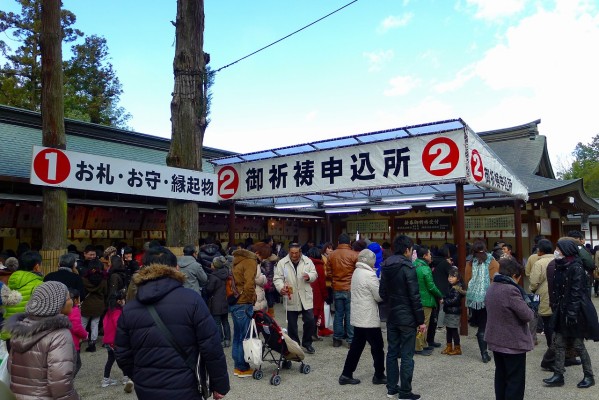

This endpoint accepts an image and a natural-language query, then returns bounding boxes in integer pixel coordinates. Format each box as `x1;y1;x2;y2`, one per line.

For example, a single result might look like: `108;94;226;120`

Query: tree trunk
40;0;67;252
166;0;205;247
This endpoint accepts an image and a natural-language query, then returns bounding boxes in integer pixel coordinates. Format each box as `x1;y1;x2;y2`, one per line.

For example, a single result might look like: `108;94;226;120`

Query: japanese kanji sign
30;146;217;203
396;217;452;232
216;130;468;200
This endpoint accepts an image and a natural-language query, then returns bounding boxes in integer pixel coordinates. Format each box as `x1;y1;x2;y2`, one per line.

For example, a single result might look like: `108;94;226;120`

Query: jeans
213;314;231;342
493;351;526;400
386;324;416;397
334;291;353;343
230;303;253;371
342;327;385;379
554;333;594;376
81;315;100;342
286;307;315;347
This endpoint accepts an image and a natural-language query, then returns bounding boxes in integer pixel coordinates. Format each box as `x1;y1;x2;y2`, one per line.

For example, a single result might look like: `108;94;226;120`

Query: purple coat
484;278;535;354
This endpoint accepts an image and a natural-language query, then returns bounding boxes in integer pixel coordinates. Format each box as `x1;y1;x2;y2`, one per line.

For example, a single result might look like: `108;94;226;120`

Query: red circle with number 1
422;137;460;176
33;148;71;184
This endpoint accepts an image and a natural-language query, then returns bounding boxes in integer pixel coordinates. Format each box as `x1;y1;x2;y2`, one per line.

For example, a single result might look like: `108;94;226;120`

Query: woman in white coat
338;249;386;385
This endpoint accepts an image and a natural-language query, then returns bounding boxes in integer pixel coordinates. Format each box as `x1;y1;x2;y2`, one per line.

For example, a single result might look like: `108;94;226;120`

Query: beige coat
254;264;267;312
273;254;317;312
529;254;554;316
350;261;382;328
6;313;79;400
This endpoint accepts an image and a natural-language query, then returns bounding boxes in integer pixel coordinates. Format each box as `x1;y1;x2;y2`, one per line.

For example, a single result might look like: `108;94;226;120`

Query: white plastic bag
0;340;9;386
243;319;263;366
324;303;333;329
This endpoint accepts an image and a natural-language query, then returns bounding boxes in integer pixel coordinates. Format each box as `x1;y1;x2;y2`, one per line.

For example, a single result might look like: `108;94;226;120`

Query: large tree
0;0;130;128
166;0;207;248
559;134;599;197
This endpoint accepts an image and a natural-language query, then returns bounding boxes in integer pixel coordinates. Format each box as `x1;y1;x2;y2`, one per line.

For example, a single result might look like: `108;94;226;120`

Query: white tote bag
243;319;263;366
324;303;333;329
0;340;9;386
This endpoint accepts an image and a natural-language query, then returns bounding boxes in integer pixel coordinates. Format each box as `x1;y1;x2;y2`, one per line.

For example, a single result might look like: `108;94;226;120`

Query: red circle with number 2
422;137;460;176
218;166;239;200
33;148;71;184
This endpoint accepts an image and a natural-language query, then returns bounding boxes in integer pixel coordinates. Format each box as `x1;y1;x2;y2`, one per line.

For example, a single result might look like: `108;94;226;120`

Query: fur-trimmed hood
232;248;257;264
133;264;187;305
5;313;71;352
1;281;22;306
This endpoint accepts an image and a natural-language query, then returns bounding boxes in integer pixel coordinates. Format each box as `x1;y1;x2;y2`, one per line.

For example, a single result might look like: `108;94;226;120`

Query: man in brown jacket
327;233;358;347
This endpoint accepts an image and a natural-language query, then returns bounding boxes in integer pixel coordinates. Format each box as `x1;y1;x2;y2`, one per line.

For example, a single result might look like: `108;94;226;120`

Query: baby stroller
251;310;311;385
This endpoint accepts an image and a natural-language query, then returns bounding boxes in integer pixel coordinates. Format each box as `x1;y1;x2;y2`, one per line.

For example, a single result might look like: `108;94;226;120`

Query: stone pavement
74;296;599;399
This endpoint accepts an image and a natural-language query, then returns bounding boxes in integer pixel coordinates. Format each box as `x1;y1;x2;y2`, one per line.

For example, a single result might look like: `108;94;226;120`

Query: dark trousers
213;314;231;342
287;307;315;347
104;347;116;378
446;327;460;345
74;350;82;377
342;327;385;378
540;315;553;347
426;306;439;345
554;333;594;376
493;351;526;400
386;324;416;397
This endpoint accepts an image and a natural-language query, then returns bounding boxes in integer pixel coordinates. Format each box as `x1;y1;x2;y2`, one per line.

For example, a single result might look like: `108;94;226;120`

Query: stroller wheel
282;360;292;369
270;374;282;386
253;370;264;380
300;364;311;374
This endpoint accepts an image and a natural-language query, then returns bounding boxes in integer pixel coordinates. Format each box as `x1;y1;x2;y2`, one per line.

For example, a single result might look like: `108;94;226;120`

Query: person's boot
476;333;490;363
577;375;595;389
448;345;462;355
543;373;565;387
85;340;96;353
441;343;453;355
267;307;275;317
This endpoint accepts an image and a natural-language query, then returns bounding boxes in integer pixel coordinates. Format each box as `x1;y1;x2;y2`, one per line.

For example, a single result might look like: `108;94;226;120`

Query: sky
3;0;599;171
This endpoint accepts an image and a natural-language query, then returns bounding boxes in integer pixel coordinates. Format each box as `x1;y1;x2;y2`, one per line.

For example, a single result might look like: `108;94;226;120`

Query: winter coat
1;271;43;340
205;267;229;316
108;269;128;299
254;265;268;312
68;305;88;352
552;240;599;340
232;249;258;305
559;236;595;287
528;254;554;316
431;256;452;296
178;255;208;294
414;258;443;308
327;244;358;292
199;244;222;268
274;254;317;312
350;261;382;328
367;242;384;278
81;273;107;318
44;268;86;300
379;254;425;328
6;313;79;400
309;257;328;318
485;275;534;354
443;283;465;315
102;307;122;347
260;254;278;293
115;265;230;399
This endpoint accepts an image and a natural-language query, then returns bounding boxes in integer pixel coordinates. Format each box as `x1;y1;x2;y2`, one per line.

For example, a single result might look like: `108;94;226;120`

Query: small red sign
422;137;460;177
33;148;71;184
218;166;239;200
470;149;484;182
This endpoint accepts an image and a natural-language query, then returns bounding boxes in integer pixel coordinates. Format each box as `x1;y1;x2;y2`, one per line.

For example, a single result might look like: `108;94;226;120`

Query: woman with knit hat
5;281;80;399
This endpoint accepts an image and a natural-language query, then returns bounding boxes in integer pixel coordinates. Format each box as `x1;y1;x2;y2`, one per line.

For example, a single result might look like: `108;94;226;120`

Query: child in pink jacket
68;288;88;376
102;289;133;393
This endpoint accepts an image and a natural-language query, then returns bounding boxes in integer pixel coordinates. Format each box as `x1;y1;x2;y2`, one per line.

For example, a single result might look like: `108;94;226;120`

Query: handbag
324;303;333;328
242;318;263;366
226;269;241;306
146;305;210;399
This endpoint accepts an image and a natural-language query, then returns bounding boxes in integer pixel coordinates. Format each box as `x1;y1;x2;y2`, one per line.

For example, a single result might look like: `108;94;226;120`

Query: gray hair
59;253;78;269
357;249;376;267
4;257;19;272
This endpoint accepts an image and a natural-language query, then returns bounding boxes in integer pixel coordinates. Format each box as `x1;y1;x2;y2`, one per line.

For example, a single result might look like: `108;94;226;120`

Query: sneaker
387;393;399;399
399;394;421;400
101;377;118;388
415;349;433;356
124;380;134;393
85;342;96;353
236;369;253;378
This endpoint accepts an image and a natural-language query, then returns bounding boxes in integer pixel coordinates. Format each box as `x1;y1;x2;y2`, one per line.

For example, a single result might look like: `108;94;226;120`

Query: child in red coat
68;288;88;376
102;289;132;393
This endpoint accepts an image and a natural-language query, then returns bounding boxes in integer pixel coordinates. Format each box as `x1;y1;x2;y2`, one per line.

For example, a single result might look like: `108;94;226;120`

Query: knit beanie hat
212;255;232;269
26;281;69;317
103;246;117;259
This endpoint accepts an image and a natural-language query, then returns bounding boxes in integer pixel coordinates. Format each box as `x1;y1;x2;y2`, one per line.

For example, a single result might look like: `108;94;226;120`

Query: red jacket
102;307;122;347
310;257;328;314
68;304;88;351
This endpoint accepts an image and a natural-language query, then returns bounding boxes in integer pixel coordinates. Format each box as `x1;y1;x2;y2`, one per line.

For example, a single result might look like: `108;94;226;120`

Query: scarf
466;253;491;309
493;273;537;310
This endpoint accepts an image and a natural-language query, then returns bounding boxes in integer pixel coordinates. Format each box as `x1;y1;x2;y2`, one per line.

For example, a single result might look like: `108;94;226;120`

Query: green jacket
414;258;443;308
1;270;43;340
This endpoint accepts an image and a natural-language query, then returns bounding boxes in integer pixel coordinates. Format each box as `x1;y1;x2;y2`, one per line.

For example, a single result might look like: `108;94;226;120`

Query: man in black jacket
115;247;229;399
44;253;86;299
380;235;426;400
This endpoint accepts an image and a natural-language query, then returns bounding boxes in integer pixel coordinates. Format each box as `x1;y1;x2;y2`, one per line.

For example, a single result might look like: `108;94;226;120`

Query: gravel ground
74;296;599;399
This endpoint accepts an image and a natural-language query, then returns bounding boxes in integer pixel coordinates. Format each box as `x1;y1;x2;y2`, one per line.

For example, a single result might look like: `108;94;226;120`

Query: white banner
216;130;467;200
30;146;217;203
466;133;528;200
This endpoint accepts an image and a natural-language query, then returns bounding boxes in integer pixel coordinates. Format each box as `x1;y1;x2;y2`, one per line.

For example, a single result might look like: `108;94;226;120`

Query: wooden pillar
514;200;523;264
456;183;467;335
228;202;236;247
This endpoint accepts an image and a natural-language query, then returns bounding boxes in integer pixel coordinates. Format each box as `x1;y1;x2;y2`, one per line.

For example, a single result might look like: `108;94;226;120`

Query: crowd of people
0;229;598;399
